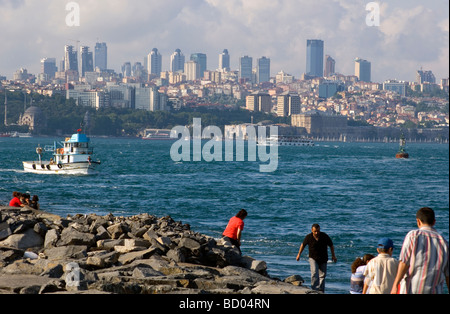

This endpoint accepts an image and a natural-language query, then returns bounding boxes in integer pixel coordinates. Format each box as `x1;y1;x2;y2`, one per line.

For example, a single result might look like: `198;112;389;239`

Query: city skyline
0;0;448;83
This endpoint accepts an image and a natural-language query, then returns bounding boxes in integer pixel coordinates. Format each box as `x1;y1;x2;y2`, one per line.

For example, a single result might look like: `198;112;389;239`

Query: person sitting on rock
29;195;40;210
9;191;24;208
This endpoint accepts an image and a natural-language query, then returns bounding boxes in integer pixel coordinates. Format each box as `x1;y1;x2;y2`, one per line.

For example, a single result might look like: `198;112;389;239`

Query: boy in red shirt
222;209;247;254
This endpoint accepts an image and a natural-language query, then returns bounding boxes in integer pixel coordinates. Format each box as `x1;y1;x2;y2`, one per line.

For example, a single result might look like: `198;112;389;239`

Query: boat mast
399;133;406;153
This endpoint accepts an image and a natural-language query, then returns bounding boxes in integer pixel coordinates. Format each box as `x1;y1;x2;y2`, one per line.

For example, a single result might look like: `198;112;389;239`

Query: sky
0;0;448;83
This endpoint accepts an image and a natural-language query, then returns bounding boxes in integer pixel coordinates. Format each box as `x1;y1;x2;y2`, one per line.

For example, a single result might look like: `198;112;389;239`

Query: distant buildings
257;57;270;84
94;42;108;71
291;111;347;138
41;58;57;80
355;58;371;82
246;91;271;113
148;48;162;77
324;55;335;77
306;39;324;78
416;69;435;84
239;56;253;83
184;60;201;81
277;92;301;117
383;80;407;97
64;45;78;73
219;49;230;72
190;53;207;78
170;49;185;73
80;46;93;77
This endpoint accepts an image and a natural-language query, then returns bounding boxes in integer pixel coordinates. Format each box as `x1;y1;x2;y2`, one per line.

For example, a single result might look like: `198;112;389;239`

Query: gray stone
44;245;88;261
131;266;164;278
44;229;59;248
0;222;12;241
118;247;158;265
58;227;96;247
0;229;44;250
178;237;201;251
166;248;186;263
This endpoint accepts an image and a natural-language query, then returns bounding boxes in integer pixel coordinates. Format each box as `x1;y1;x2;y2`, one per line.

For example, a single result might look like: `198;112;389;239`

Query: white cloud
0;0;448;82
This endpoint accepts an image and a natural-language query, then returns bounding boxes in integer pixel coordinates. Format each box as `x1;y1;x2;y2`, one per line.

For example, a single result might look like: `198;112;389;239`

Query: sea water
0;137;448;294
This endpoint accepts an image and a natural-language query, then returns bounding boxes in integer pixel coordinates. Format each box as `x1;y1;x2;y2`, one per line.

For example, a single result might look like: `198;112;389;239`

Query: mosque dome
20;106;47;132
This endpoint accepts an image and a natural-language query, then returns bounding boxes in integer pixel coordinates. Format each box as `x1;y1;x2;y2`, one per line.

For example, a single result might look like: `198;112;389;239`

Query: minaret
4;92;7;126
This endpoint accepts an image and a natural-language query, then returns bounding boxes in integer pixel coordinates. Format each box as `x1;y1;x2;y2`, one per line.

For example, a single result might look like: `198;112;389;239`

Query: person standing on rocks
222;209;247;254
296;224;337;293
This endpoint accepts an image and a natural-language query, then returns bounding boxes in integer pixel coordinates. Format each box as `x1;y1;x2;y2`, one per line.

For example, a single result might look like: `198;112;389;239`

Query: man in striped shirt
391;207;449;294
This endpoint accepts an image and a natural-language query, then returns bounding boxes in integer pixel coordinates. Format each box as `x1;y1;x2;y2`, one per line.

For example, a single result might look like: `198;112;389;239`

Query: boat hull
23;161;100;175
396;153;409;159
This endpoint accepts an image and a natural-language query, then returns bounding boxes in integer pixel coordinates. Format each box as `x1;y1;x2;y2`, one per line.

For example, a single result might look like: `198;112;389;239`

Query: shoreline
0;206;317;295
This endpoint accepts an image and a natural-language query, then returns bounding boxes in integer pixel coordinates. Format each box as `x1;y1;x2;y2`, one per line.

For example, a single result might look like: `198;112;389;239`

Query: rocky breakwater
0;206;316;294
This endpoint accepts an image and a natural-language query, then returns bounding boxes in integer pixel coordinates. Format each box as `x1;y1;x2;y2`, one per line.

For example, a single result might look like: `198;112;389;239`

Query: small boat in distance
23;129;101;175
396;133;409;159
142;129;177;141
258;135;315;147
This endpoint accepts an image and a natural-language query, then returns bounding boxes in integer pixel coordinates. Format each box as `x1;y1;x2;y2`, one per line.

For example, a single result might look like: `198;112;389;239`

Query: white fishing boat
23;130;100;175
258;135;315;147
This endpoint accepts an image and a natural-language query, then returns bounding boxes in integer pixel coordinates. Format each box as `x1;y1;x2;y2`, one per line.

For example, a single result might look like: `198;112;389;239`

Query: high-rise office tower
132;62;145;79
355;58;371;82
148;48;162;77
306;39;324;77
219;49;230;72
64;45;78;73
239;56;253;82
257;56;270;84
122;62;132;77
324;55;335;77
190;53;207;78
170;49;185;73
94;42;107;71
41;58;57;79
184;60;200;81
416;69;436;84
80;46;94;77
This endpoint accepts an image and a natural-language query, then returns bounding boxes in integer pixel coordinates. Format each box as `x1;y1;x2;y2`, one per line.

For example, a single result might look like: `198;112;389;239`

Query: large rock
58;227;96;247
0;229;44;250
0;222;12;241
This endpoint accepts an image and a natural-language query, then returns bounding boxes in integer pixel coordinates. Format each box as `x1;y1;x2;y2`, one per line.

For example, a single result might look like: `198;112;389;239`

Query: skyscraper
416;69;436;84
239;56;253;83
170;49;185;73
257;56;270;84
148;48;162;77
324;55;335;77
190;53;207;78
122;62;131;77
80;46;94;77
219;49;230;72
94;42;108;71
306;39;324;77
41;58;57;79
64;45;78;73
355;58;371;82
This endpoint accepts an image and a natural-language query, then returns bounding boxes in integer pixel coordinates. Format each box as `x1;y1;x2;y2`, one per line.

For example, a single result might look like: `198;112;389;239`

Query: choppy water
1;136;448;294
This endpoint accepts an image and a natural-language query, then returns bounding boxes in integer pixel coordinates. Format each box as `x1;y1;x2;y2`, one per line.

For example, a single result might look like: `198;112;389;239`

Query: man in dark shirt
296;224;337;292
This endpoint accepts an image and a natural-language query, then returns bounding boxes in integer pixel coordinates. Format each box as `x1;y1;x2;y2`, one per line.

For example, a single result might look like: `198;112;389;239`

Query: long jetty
0;206;316;295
